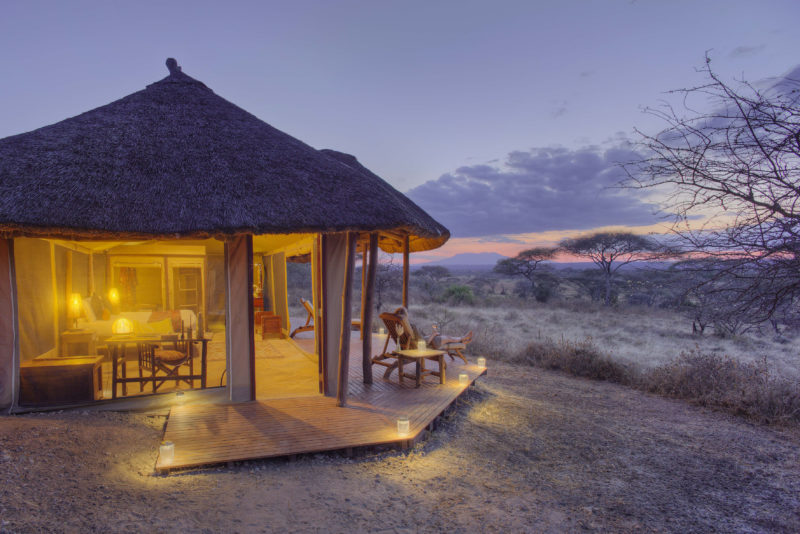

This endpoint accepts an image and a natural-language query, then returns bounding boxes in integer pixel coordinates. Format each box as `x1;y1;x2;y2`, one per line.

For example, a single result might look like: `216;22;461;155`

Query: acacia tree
493;247;558;298
625;56;800;321
559;232;662;306
414;265;451;300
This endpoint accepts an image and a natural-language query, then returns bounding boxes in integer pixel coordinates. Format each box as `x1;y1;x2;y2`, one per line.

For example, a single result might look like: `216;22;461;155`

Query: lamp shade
112;317;133;335
69;293;82;316
108;287;120;305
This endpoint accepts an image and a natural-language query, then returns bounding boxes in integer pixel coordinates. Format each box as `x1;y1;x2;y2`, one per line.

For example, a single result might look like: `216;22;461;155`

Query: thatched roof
0;58;448;252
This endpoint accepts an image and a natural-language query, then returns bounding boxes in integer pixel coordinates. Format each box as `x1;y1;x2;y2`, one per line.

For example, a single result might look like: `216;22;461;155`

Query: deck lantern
458;372;469;385
397;415;410;436
112;317;133;336
417;340;427;351
175;391;186;405
378;327;385;335
477;357;486;367
159;441;174;465
69;293;82;329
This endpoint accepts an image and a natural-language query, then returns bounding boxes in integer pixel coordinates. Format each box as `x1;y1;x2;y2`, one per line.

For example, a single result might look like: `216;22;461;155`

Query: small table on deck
106;334;210;399
393;349;446;388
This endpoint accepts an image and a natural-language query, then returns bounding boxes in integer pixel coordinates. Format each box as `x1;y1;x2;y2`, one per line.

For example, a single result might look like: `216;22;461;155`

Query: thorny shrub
642;351;800;424
515;337;634;384
515;337;800;425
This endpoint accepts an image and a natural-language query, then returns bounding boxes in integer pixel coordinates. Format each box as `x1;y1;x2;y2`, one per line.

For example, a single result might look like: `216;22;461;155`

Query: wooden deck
157;336;486;471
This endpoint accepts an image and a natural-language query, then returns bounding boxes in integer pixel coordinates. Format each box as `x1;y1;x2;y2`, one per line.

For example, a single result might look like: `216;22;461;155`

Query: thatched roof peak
0;59;449;252
148;58;209;90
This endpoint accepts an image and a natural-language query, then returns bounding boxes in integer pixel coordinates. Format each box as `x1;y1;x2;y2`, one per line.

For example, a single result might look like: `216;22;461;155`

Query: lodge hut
0;58;448;410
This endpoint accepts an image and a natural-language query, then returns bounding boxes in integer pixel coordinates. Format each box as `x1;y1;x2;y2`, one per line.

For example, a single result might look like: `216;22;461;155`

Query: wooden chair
373;311;446;384
290;298;316;338
289;297;361;338
371;312;411;379
439;333;472;364
137;331;195;393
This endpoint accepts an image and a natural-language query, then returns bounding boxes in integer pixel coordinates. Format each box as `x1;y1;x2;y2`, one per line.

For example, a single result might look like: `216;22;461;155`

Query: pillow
133;318;173;335
81;298;97;323
149;318;174;335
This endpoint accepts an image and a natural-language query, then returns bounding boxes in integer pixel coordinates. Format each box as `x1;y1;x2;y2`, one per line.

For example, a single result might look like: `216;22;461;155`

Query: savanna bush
441;284;475;305
515;337;633;384
642;351;800;424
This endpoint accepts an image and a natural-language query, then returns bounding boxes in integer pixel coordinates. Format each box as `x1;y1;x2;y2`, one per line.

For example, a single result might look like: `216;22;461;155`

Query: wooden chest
20;355;104;406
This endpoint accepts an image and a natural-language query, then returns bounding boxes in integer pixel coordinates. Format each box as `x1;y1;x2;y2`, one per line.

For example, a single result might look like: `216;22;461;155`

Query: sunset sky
2;0;799;262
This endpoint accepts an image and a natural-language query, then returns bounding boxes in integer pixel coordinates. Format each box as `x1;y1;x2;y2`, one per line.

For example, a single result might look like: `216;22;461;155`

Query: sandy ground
2;361;799;533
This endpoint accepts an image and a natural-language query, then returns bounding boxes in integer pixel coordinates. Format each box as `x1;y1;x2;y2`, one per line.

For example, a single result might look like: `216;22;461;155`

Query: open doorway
252;234;319;399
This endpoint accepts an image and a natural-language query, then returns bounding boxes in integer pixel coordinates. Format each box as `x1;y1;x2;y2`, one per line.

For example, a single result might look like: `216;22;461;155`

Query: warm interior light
159;441;174;465
112;317;133;335
459;372;469;385
378;327;385;335
397;415;410;436
108;287;120;305
477;357;486;367
418;340;427;351
69;293;82;328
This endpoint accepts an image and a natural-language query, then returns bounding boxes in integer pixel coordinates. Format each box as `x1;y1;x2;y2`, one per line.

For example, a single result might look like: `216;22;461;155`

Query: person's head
393;306;408;319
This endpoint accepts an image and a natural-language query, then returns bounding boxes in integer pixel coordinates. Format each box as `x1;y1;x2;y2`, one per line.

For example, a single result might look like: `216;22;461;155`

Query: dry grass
411;301;800;426
643;351;800;424
411;302;800;378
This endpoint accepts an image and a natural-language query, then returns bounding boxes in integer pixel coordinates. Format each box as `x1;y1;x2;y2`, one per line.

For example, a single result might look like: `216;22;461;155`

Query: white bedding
79;310;198;339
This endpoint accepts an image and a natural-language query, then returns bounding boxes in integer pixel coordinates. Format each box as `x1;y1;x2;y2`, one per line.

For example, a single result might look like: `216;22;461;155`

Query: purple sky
2;0;799;260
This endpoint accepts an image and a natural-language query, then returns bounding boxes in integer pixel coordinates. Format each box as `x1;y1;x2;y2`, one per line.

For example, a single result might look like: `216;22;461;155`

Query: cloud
407;145;660;238
729;45;765;58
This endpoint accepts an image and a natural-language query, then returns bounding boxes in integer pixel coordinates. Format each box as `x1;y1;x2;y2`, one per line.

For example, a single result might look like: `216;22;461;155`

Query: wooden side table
393;349;446;387
61;329;97;357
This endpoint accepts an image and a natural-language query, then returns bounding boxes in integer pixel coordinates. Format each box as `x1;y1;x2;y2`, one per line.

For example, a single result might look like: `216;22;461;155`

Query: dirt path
2;362;799;533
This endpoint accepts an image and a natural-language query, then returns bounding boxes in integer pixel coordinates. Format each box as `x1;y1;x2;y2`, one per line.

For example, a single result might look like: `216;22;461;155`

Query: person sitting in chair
393;307;472;350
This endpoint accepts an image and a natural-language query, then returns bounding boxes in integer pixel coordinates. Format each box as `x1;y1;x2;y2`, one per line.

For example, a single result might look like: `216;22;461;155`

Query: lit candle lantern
397;415;410;436
379;327;385;335
159;441;174;465
477;357;486;367
418;340;427;351
459;372;469;385
175;391;185;405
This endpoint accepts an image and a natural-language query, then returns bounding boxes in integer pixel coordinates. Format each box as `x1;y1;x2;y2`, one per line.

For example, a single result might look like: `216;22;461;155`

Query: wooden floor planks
157;340;486;471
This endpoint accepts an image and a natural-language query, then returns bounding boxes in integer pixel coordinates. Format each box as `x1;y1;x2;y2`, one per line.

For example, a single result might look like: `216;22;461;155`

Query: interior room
14;233;321;407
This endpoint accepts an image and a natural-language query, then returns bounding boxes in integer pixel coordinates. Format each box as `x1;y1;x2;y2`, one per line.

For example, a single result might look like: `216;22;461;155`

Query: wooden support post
336;232;357;407
225;235;256;402
402;234;409;308
362;233;377;384
360;244;366;340
88;252;94;295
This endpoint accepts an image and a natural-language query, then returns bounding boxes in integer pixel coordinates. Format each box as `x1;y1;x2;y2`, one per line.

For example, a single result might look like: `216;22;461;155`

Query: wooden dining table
106;334;210;399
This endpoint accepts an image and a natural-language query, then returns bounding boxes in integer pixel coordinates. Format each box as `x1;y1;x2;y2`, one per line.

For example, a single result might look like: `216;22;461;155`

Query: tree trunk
604;272;612;306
